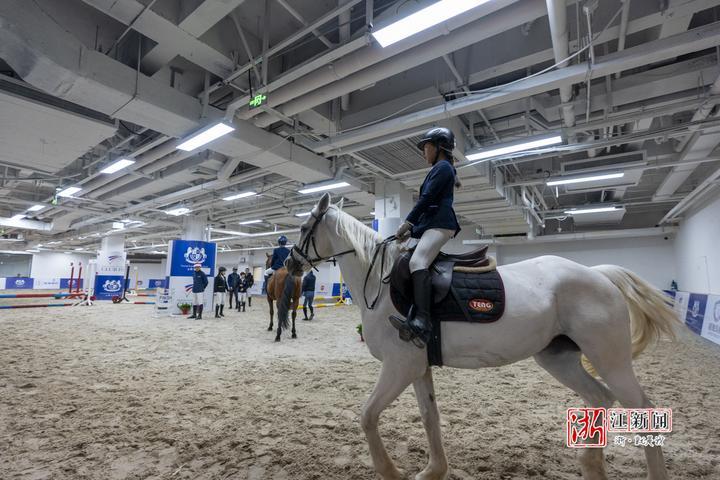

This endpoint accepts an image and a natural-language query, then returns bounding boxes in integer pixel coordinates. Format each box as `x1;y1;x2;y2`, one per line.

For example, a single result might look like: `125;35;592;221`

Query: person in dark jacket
227;267;240;309
213;266;228;318
244;268;254;307
301;271;316;320
266;236;290;275
237;272;249;312
188;263;209;319
389;127;461;347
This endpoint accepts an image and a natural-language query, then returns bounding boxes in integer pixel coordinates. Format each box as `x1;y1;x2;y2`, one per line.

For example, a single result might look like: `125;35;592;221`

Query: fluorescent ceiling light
74;247;84;251
373;0;492;47
100;158;135;174
370;210;376;215
112;222;125;229
27;205;45;212
222;191;257;201
47;241;62;245
57;186;82;197
165;207;192;216
298;181;350;194
10;214;26;221
547;172;625;186
64;251;73;254
239;219;263;225
177;123;235;151
466;135;563;162
295;212;312;217
564;206;621;215
26;249;40;253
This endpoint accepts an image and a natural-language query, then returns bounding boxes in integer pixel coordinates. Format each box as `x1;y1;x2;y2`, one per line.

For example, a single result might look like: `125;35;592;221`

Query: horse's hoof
267;326;273;331
274;337;281;342
292;333;297;339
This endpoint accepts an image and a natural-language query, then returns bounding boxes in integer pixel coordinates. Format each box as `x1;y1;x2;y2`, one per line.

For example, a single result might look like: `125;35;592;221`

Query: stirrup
388;315;427;348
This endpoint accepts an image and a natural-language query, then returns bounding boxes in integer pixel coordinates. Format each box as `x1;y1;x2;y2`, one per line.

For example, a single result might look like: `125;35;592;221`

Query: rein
291;209;355;272
363;235;396;310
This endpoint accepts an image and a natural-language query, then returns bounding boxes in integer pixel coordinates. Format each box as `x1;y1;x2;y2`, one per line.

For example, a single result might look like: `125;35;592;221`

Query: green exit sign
249;93;267;109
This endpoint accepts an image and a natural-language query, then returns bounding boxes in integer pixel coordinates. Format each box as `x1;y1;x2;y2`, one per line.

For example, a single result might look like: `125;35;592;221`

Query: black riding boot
242;301;246;312
215;305;220;318
248;296;252;307
302;306;308;320
309;305;314;320
219;305;225;317
188;305;197;319
389;269;432;347
197;305;203;320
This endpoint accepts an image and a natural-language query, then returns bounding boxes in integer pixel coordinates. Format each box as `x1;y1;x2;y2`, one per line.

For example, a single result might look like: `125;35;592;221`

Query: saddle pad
432;269;505;323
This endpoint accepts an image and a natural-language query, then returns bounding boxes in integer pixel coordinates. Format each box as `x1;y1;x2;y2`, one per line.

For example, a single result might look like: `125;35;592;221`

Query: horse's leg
291;295;298;339
583;347;668;480
534;337;615;480
361;361;423;480
412;368;448;480
267;295;274;331
274;301;282;342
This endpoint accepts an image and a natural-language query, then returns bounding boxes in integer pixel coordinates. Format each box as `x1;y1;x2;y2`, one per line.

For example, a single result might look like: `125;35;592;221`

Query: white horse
286;193;679;480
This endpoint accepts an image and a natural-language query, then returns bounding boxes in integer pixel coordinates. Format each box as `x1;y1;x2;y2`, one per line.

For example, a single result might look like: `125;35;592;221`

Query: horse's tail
276;270;295;331
583;265;681;374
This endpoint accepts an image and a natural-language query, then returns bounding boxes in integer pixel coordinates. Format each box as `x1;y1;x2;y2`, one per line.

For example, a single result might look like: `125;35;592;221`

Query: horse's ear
335;196;344;210
317;192;331;213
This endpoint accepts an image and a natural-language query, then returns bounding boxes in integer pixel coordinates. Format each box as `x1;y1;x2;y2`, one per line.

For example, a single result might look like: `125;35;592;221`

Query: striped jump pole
0;304;73;309
132;302;155;305
0;293;79;299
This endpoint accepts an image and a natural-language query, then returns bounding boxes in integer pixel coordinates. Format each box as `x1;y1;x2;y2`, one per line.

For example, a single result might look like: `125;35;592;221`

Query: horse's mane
328;205;399;275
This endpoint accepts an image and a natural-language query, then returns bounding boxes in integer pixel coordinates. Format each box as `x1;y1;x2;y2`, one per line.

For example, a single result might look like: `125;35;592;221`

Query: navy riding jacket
192;269;208;293
213;274;228;293
270;246;290;270
245;272;254;287
227;272;240;289
302;273;316;293
405;159;461;239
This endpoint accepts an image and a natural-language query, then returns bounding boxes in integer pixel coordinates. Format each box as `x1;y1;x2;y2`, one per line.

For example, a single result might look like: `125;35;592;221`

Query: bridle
290;206;396;311
290;208;355;272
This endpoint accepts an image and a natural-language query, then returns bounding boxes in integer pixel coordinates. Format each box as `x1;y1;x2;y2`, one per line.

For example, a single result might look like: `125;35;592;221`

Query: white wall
30;252;95;279
130;262;164;289
674;190;720;294
496;236;676;289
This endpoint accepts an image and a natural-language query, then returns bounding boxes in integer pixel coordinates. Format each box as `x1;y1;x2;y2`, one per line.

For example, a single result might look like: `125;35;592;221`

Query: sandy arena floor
1;294;719;479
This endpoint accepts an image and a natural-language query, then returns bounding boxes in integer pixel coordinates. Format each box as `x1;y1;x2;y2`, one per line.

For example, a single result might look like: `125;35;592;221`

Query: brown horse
265;252;301;341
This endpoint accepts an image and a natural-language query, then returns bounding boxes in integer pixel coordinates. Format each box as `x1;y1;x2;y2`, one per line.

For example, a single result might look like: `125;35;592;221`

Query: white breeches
214;292;225;305
409;228;454;273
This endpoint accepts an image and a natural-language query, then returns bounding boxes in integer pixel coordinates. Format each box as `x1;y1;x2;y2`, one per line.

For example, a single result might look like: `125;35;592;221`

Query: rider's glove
395;221;412;241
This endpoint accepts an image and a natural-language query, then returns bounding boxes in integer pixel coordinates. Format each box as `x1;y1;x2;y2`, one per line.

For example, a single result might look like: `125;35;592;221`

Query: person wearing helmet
264;235;291;277
389;127;461;347
213;266;228;318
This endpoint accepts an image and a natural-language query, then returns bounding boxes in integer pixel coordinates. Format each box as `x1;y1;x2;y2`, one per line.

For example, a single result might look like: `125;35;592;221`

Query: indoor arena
1;1;719;479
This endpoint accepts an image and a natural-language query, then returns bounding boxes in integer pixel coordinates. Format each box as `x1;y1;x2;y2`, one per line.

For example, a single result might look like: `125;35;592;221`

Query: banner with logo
4;277;34;289
165;240;216;314
169;240;216;277
671;291;689;323
701;295;720;346
148;278;166;289
59;278;84;290
95;275;125;300
685;293;708;335
96;251;127;276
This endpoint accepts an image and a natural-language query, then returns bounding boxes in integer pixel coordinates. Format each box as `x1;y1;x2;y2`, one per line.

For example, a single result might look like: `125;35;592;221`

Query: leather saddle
388;245;506;367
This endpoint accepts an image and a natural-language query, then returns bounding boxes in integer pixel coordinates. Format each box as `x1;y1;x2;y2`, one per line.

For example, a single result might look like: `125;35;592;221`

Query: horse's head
287;192;351;275
265;251;272;269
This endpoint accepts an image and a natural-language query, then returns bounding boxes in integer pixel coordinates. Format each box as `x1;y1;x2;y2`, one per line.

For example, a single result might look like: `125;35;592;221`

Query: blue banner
60;278;84;289
332;282;352;300
170;240;216;277
148;278;166;289
5;277;34;289
95;275;125;300
686;293;708;335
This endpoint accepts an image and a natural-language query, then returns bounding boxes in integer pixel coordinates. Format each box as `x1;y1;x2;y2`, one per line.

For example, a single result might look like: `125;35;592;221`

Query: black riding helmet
416;127;455;156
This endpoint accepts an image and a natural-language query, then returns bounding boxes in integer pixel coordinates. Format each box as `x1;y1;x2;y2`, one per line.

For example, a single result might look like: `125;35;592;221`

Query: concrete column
182;214;209;241
374;179;414;238
100;234;124;252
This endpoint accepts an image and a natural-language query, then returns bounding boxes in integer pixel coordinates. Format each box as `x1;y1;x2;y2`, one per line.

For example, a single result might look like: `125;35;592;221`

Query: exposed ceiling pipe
0;217;53;231
311;22;720;151
660;165;720;223
463;226;678;244
248;0;536;126
546;0;576;139
614;0;631;79
339;0;352;111
674;74;720;153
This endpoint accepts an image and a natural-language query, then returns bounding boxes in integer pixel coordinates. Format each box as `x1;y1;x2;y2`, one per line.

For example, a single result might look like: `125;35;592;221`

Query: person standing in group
244;267;254;307
188;263;208;320
227;267;240;309
214;266;228;318
238;272;249;312
301;270;316;321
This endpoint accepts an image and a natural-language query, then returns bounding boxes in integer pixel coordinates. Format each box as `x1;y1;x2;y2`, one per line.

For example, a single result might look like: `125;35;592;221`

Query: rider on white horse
390;127;461;347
